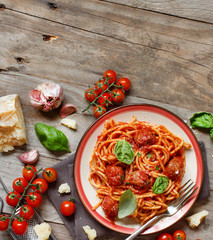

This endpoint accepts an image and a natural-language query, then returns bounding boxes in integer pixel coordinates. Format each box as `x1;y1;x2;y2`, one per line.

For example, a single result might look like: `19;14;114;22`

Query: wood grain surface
0;1;212;240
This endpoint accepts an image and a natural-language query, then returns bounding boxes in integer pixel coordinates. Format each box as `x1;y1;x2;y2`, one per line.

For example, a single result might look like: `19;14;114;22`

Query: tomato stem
7;168;43;233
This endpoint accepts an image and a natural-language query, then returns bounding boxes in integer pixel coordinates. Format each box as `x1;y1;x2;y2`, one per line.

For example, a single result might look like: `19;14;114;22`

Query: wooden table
0;1;212;239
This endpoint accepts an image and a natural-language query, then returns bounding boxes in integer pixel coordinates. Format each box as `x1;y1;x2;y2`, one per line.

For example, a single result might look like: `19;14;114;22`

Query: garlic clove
60;103;76;119
18;148;39;164
29;82;64;112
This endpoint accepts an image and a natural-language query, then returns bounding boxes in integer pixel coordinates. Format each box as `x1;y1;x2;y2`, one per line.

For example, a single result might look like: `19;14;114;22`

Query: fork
125;179;198;240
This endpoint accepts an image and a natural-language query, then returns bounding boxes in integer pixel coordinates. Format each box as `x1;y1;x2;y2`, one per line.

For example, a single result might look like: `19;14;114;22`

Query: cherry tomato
117;77;131;91
111;88;125;103
12;218;28;235
95;79;108;94
22;165;37;182
26;192;42;208
173;230;186;240
103;69;117;85
6;191;21;207
60;199;75;216
42;167;58;183
158;233;173;240
19;205;35;220
12;178;28;193
0;215;10;231
98;92;112;107
85;88;98;102
93;105;107;118
31;178;48;193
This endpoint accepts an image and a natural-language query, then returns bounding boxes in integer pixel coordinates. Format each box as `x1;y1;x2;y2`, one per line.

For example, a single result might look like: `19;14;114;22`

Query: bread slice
0;94;27;152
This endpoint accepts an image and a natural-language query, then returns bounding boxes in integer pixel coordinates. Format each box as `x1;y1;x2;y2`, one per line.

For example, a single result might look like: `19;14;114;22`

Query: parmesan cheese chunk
0;94;27;152
61;118;77;130
58;183;71;194
83;225;97;240
185;210;208;228
33;222;51;240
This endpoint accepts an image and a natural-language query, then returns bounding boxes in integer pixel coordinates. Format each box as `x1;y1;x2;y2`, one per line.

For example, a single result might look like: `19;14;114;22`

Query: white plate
74;104;203;234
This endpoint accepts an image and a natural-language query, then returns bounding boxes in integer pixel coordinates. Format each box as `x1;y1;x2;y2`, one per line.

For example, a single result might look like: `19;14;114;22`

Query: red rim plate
74;104;203;235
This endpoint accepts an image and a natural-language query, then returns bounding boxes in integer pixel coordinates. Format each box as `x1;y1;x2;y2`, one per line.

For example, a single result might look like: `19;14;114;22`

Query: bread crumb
33;222;51;240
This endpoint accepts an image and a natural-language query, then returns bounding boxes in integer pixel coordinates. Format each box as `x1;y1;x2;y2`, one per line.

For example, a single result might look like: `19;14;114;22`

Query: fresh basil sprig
114;139;135;164
152;176;169;194
34;123;71;152
118;189;137;219
190;111;213;141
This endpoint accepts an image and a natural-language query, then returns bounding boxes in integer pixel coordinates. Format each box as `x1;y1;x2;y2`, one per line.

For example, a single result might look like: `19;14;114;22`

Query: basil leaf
118;189;137;219
114;139;135;165
210;129;213;141
190;112;213;129
152;176;169;194
35;123;71;152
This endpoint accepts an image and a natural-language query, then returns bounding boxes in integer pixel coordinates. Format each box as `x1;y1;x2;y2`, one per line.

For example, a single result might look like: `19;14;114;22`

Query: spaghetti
89;117;191;224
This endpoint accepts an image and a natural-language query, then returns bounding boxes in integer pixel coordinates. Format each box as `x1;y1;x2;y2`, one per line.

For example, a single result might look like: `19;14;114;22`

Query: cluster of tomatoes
84;69;131;118
157;230;186;240
0;165;58;235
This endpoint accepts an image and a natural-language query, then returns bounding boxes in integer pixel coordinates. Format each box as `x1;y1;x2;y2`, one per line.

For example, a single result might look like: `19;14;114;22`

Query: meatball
101;196;118;219
165;156;185;181
128;170;150;189
134;127;155;147
106;165;124;186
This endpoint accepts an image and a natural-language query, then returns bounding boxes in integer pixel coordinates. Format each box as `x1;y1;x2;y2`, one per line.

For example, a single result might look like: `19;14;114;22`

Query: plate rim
74;104;203;234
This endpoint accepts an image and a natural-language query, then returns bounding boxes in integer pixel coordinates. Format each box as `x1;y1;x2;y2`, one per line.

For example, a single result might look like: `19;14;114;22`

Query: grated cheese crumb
58;183;71;194
83;225;97;240
185;210;208;228
33;222;51;240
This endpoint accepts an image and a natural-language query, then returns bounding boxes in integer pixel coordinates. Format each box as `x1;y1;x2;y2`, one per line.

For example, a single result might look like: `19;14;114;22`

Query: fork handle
125;214;164;240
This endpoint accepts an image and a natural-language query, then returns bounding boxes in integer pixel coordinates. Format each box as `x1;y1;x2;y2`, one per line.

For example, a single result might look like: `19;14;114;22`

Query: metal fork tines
169;179;198;210
125;179;198;240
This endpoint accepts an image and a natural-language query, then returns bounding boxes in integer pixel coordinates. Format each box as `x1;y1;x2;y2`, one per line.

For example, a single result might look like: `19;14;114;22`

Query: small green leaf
114;139;135;165
137;152;141;157
152;176;169;194
210;129;213;141
155;165;159;170
34;123;71;152
147;152;152;158
118;189;137;219
190;112;213;129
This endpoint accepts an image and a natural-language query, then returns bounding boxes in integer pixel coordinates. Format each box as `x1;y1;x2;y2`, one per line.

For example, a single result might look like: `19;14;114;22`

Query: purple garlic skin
18;148;39;164
29;82;64;112
60;103;76;119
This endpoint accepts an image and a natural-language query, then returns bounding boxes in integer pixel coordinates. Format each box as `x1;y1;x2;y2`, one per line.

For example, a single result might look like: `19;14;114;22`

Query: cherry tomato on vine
31;178;48;193
0;215;10;231
19;205;35;220
42;168;58;183
60;199;76;216
12;178;28;193
157;233;173;240
26;192;42;208
173;230;186;240
12;218;28;235
6;191;21;207
103;69;117;85
117;77;131;91
85;88;98;102
22;165;37;182
98;92;112;107
111;88;125;103
95;79;108;94
93;105;107;118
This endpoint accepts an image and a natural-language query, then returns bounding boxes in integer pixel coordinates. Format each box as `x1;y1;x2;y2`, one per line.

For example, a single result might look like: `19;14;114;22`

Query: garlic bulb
29;82;64;112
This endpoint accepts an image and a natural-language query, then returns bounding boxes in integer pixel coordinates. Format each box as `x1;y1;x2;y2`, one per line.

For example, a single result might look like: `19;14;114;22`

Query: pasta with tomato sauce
89;117;191;224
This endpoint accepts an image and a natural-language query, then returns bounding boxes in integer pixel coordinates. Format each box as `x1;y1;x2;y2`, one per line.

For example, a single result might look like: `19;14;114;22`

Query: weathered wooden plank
101;0;213;24
0;6;213;112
